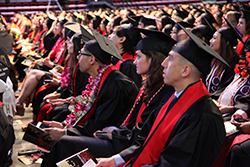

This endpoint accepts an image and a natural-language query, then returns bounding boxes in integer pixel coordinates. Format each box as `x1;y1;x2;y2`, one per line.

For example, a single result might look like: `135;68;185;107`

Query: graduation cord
121;84;165;126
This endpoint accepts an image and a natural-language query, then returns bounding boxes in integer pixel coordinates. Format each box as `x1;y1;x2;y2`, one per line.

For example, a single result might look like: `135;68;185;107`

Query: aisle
11;105;41;167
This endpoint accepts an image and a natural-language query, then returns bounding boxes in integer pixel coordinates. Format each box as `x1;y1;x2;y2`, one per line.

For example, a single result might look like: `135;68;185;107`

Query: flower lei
65;64;111;127
234;52;250;79
60;56;71;89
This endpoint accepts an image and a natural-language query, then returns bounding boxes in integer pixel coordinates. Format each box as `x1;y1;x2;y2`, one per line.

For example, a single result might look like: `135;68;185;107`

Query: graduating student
41;27;175;167
236;8;250;56
110;23;142;88
39;29;138;166
96;24;226;167
207;18;240;97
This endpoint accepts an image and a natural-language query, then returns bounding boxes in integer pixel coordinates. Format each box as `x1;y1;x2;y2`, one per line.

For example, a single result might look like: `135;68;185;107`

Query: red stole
33;29;45;44
115;52;135;70
48;36;64;61
236;34;250;55
121;88;144;126
73;63;80;97
131;80;209;167
76;65;116;126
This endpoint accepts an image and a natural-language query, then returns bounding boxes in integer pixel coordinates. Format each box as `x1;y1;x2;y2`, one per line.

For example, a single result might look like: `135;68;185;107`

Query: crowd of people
1;1;250;166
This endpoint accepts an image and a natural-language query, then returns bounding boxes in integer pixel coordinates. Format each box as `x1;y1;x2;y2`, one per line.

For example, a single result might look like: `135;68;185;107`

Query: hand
43;120;64;129
238;122;250;134
43;58;54;68
102;126;118;133
48;78;60;86
93;130;102;138
95;157;116;167
43;127;65;141
43;92;60;102
218;105;235;114
51;99;66;107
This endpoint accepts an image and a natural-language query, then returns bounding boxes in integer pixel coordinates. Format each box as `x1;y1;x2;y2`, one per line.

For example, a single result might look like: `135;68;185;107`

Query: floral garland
234;52;250;79
60;56;71;89
65;64;110;127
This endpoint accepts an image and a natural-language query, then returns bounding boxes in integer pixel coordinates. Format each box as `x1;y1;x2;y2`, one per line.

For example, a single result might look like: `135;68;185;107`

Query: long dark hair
216;35;239;76
141;50;165;103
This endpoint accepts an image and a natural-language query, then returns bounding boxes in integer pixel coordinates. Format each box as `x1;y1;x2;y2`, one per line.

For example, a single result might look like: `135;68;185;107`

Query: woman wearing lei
223;51;250;167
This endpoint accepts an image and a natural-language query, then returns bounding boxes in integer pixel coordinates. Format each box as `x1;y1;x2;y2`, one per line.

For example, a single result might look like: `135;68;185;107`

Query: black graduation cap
172;23;229;74
134;27;176;56
126;16;137;26
139;15;157;27
203;8;218;25
130;16;142;24
160;9;170;17
172;9;187;20
84;29;123;65
161;15;175;27
174;21;194;33
223;17;244;44
64;22;94;43
242;3;250;11
203;17;216;33
241;9;250;21
191;25;214;45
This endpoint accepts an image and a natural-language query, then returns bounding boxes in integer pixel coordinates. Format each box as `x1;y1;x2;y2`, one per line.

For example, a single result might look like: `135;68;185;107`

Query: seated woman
32;19;68;72
34;33;89;123
15;31;76;118
207;25;240;97
223;52;250;167
109;23;142;88
236;8;250;56
41;28;175;167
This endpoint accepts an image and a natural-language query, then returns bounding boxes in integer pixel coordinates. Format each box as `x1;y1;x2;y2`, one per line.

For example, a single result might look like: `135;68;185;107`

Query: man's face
161;50;183;86
77;48;92;73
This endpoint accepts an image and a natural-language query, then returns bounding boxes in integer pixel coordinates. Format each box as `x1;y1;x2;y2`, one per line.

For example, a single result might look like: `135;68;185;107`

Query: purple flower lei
65;64;111;127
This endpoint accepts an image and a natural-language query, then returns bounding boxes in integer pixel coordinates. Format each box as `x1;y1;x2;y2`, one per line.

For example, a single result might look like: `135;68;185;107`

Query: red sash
121;88;144;126
135;103;146;124
130;80;209;167
76;65;116;126
236;34;250;55
73;63;80;96
33;29;45;44
48;36;64;61
115;52;135;70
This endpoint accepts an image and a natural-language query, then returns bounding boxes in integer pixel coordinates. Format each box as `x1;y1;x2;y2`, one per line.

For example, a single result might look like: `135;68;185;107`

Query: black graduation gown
119;83;226;167
41;69;138;167
111;85;174;153
41;84;173;167
119;59;142;88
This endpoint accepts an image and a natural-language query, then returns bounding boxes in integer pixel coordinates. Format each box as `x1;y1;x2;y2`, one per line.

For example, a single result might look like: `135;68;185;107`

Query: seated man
40;30;139;166
96;24;226;167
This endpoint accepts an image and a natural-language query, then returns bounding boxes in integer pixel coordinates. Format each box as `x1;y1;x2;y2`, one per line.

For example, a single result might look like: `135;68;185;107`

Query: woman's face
54;22;63;35
210;31;221;53
67;36;74;55
134;50;151;75
100;20;106;32
238;18;246;36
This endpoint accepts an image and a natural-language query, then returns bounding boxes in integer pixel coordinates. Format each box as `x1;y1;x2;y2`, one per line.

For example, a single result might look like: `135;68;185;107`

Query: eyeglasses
78;51;92;57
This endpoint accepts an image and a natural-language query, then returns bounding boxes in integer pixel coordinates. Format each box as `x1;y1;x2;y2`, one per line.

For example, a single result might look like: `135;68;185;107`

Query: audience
1;2;250;166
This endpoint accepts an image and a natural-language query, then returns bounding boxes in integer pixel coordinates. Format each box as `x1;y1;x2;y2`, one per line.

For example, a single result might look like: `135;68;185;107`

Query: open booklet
56;148;97;167
22;123;55;152
224;121;239;137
